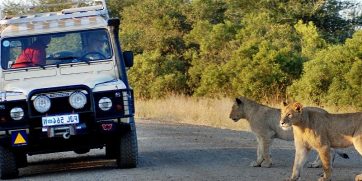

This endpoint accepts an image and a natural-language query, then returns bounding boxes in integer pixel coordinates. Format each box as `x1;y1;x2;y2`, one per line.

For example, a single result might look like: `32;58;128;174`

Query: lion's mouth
280;124;291;130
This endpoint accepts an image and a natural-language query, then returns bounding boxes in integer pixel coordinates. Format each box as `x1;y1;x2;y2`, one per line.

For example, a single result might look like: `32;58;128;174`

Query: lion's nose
229;117;238;122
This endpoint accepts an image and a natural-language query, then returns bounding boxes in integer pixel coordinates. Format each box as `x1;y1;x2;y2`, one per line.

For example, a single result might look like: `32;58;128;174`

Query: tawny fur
280;102;362;181
229;97;347;168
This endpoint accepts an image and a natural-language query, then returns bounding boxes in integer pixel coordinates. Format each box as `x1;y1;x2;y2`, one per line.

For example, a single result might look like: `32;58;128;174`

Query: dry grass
135;95;359;132
135;95;250;131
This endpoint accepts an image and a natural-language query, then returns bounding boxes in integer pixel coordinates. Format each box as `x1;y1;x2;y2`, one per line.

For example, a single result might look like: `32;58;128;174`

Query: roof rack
0;0;108;25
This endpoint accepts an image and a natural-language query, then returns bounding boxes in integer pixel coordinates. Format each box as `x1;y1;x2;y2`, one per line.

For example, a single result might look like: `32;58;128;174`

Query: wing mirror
123;51;134;68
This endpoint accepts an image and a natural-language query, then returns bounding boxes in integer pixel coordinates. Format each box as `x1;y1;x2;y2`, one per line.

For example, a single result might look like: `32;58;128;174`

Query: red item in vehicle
12;44;46;68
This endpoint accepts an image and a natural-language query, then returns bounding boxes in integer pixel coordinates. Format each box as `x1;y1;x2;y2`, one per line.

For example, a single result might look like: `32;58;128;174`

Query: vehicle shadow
20;152;116;178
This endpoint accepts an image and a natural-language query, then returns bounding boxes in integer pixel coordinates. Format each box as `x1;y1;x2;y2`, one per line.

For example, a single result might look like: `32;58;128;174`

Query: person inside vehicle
12;36;51;68
81;32;109;60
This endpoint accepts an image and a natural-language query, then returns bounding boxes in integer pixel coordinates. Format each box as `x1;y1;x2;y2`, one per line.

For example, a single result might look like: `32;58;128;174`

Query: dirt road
17;120;362;180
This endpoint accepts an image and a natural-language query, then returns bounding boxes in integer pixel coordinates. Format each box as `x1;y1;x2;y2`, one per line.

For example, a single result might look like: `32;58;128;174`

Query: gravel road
15;119;362;181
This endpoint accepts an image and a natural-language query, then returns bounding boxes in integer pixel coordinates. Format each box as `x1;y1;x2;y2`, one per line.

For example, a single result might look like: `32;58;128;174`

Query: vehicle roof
0;4;109;38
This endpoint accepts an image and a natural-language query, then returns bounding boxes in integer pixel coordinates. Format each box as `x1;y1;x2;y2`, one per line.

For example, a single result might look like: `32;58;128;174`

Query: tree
185;20;239;96
253;0;361;43
288;30;362;109
107;0;139;18
294;20;327;60
1;0;31;16
309;0;361;43
220;12;304;101
121;0;190;98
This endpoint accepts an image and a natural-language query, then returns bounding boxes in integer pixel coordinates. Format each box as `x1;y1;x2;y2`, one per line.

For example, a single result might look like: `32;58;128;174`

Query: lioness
280;102;362;181
229;97;348;168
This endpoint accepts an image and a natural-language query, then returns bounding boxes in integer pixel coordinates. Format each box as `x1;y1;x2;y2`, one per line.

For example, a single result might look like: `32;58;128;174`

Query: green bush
288;31;362;108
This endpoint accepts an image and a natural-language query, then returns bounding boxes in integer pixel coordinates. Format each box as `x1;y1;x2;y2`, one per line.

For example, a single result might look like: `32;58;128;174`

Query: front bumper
0;85;135;154
0;117;134;155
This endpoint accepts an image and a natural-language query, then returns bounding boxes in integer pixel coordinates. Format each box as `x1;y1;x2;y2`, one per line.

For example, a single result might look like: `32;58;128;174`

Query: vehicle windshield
1;29;112;70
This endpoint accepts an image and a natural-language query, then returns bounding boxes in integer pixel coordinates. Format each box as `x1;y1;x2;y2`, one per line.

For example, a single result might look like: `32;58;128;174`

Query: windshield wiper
82;59;91;65
34;64;46;69
52;56;80;60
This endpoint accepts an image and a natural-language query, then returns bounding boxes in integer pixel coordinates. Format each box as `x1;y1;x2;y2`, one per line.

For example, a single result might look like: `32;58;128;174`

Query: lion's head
229;98;246;122
280;102;303;130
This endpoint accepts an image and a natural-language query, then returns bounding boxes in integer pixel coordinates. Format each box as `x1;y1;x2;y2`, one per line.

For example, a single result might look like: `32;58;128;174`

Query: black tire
0;146;18;179
105;144;117;159
116;122;138;168
15;153;27;168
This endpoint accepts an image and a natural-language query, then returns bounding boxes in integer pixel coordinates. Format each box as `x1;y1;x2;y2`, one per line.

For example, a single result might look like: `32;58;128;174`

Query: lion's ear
293;102;303;112
235;98;242;105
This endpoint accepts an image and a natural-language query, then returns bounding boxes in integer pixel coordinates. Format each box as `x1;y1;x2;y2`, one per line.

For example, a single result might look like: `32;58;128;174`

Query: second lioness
280;102;362;181
229;97;348;168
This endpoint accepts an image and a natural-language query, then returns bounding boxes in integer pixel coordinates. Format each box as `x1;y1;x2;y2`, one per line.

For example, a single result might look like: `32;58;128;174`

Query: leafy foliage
288;31;362;108
2;0;362;109
122;0;190;98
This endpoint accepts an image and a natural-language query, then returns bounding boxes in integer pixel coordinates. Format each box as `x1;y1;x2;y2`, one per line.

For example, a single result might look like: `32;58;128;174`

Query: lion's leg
260;137;273;168
250;136;263;167
309;149;336;168
316;146;332;181
289;143;309;180
352;136;362;181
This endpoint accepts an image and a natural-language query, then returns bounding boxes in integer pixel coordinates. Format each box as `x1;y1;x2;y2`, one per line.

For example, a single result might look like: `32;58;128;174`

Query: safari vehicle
0;0;137;178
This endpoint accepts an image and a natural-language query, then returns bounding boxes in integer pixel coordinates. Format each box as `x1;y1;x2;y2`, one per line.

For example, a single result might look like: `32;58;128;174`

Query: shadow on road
16;121;362;181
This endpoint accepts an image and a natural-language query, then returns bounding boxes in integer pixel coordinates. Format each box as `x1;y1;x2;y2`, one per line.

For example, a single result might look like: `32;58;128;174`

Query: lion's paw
260;161;272;168
283;178;299;181
249;161;260;167
318;177;331;181
307;161;322;168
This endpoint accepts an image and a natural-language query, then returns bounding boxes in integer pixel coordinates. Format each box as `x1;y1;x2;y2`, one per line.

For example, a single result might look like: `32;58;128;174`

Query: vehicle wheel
116;122;138;168
15;153;27;168
0;146;18;179
105;143;116;159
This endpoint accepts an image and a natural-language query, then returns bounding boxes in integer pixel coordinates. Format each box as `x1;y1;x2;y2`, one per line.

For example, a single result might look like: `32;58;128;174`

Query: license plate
42;114;79;127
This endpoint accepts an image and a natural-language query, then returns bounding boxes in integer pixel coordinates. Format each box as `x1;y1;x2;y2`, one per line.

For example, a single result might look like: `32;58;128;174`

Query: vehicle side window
1;40;26;69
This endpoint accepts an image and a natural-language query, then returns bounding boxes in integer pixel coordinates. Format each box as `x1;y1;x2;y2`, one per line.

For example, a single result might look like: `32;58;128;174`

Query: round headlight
10;107;24;120
98;97;112;111
69;92;87;109
33;95;51;113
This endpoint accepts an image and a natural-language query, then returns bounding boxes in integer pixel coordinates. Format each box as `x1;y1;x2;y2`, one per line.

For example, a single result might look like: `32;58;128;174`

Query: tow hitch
44;123;87;139
47;126;75;139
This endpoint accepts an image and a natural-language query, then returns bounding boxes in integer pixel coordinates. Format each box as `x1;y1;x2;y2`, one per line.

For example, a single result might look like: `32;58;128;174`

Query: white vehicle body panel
0;61;126;101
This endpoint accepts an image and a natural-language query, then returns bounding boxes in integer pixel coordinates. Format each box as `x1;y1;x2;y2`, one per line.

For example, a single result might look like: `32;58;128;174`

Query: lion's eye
287;114;292;118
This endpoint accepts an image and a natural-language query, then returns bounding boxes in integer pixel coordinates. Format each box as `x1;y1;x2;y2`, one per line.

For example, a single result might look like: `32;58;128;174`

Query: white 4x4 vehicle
0;1;137;178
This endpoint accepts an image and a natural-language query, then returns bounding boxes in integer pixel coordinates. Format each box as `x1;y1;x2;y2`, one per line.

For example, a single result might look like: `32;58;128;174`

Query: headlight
98;97;112;111
10;107;24;120
33;95;51;113
69;92;87;109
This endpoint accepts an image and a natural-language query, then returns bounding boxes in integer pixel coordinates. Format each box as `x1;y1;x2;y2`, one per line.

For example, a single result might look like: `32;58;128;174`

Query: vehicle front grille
28;85;94;118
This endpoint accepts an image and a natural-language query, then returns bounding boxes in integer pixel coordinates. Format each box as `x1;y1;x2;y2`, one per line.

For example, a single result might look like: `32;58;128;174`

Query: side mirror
108;18;120;26
123;51;134;68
